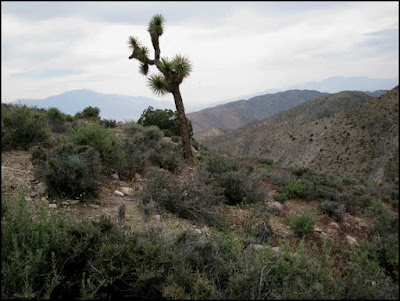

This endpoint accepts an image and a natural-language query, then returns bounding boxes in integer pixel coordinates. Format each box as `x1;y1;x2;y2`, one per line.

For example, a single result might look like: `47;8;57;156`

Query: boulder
111;173;119;180
346;235;358;246
329;222;340;229
252;244;265;252
48;204;57;209
88;204;100;209
120;187;134;196
68;200;80;205
268;201;283;215
113;190;124;197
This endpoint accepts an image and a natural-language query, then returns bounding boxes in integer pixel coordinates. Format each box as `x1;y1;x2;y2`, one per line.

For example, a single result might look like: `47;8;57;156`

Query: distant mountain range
204;88;399;186
188;90;328;132
11;89;175;122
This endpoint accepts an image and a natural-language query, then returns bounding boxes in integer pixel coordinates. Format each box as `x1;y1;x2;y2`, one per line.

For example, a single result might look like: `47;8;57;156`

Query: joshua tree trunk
171;87;192;158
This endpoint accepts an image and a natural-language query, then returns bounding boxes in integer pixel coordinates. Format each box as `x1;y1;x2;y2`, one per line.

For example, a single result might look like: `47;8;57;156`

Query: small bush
142;167;227;228
1;104;51;150
99;119;117;128
116;139;148;181
198;151;235;176
318;201;346;221
124;121;144;137
288;207;316;236
285;180;307;199
66;121;125;170
32;141;104;199
74;106;100;120
149;140;179;172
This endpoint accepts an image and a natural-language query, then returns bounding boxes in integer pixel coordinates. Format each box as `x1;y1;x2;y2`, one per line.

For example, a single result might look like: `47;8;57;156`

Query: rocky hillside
188;90;327;132
204;88;399;186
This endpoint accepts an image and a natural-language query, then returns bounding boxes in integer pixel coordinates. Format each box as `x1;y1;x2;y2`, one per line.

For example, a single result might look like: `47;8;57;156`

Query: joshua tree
128;14;193;159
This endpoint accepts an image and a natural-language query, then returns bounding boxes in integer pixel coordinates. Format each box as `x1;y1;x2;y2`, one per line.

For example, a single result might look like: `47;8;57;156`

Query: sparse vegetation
1;90;399;299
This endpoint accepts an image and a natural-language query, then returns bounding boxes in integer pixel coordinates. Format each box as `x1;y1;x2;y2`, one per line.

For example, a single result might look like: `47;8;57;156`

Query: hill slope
188;90;327;132
12;89;175;122
204;88;399;185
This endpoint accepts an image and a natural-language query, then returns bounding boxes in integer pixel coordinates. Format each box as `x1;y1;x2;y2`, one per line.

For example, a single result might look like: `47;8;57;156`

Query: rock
268;201;283;215
30;192;37;198
24;196;32;202
201;226;211;236
61;201;69;206
111;173;119;180
153;214;161;222
88;204;100;209
314;226;323;232
346;235;358;246
252;244;265;252
134;173;141;180
41;196;48;202
271;246;280;253
68;200;80;205
37;182;47;194
120;187;134;196
113;190;125;197
194;228;202;235
48;204;57;209
329;222;340;229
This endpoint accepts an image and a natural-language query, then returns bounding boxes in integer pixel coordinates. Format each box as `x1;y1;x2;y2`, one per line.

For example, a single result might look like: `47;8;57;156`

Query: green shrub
66;121;125;169
32;141;104;199
149;140;179;172
318;201;346;221
1;104;51;150
99;118;117;128
288;207;316;236
74;106;100;120
198;151;235;176
116;139;148;181
285;180;307;199
142;167;227;228
124;121;144;137
137;106;193;139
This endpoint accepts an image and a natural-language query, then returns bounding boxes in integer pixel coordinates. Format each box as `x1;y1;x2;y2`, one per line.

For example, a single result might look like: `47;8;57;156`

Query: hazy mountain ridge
188;90;328;132
11;89;175;122
204;87;399;185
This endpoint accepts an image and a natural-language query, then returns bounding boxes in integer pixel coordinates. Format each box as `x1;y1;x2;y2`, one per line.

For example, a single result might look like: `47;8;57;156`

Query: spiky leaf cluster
148;74;168;96
171;55;192;81
148;14;165;36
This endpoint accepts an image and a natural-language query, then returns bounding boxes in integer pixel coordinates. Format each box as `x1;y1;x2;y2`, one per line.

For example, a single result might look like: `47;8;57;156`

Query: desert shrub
74;106;100;120
46;107;71;133
149;140;179;172
66;121;125;170
273;192;288;204
116;139;148;181
318;201;346;221
1;104;51;150
142;125;164;141
171;135;181;143
137;106;193;139
340;192;372;215
285;180;307;199
268;169;295;187
218;169;269;206
198;151;235;176
288;207;316;236
124;121;145;137
99;118;117;128
142;167;227;228
32;140;104;199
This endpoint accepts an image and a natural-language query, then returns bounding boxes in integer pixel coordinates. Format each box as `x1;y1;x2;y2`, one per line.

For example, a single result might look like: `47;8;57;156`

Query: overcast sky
1;1;399;106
